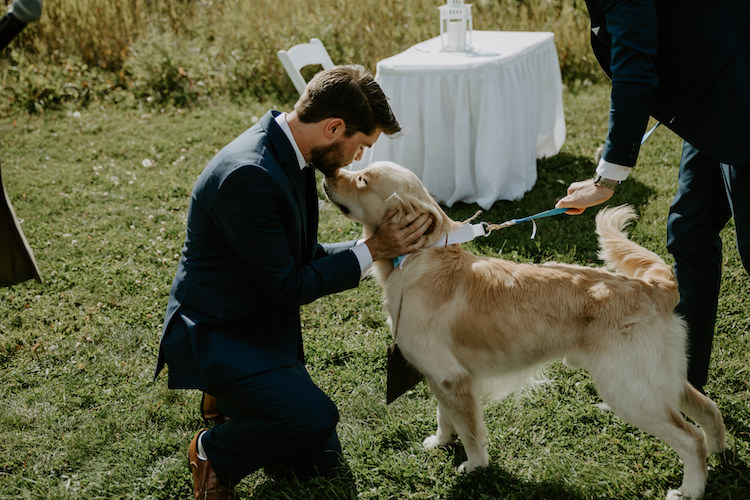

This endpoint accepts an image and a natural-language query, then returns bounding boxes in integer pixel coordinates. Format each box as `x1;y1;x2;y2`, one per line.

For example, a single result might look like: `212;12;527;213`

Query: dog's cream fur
324;161;726;499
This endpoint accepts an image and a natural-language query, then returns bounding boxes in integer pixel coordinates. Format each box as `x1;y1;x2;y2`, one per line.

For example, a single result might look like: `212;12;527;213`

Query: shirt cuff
596;158;632;181
350;240;373;278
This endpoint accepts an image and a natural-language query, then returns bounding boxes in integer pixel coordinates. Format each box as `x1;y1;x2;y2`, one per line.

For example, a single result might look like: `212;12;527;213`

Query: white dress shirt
596;157;632;181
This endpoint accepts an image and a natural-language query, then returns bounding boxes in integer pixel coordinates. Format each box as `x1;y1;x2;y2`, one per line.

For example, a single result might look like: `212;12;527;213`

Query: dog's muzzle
322;182;351;215
335;203;351;215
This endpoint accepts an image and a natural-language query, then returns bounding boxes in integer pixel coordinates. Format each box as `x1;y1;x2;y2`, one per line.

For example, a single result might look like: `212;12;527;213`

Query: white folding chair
277;38;335;95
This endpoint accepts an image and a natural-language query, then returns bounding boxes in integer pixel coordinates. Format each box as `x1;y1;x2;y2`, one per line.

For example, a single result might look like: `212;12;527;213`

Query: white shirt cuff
351;240;373;278
596;158;632;181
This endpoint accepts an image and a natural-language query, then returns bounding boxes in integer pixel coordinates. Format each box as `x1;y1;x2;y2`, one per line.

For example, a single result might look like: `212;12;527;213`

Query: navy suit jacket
155;111;361;390
585;0;750;167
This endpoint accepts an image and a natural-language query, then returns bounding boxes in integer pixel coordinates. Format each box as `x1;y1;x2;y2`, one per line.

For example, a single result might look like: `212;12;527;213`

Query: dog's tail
596;205;679;306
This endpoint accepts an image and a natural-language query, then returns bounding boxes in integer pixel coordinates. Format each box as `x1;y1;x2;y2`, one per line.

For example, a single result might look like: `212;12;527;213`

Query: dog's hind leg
604;397;708;499
679;382;726;454
425;375;488;473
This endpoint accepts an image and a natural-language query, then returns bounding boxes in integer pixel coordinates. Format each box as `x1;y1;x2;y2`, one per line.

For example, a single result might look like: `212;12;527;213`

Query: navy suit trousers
201;361;342;486
667;142;750;391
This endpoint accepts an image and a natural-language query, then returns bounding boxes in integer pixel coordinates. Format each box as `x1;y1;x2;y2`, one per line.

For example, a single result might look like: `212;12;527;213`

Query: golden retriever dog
323;161;726;499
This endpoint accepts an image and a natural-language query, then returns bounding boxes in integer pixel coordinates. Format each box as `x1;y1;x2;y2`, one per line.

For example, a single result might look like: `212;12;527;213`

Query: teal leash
641;121;660;144
483;207;569;234
506;207;568;224
484;121;662;235
394;122;663;266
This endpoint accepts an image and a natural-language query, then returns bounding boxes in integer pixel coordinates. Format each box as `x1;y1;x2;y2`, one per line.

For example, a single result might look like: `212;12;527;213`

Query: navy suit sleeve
211;166;360;306
600;0;659;167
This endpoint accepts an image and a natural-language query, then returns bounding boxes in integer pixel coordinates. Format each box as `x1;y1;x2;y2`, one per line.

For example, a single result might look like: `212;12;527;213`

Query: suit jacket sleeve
594;0;659;167
212;166;360;307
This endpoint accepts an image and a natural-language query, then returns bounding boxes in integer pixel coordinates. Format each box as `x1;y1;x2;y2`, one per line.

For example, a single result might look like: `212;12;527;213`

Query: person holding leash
556;0;750;393
154;65;431;498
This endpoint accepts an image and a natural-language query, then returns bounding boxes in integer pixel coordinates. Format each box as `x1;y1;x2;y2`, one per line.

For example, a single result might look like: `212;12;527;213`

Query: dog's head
323;161;459;244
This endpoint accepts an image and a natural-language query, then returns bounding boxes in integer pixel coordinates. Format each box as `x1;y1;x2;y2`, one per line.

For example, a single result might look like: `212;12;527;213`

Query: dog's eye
358;175;368;186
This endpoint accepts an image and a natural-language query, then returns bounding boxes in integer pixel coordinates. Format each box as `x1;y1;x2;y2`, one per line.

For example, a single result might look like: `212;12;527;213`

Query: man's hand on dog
365;212;432;260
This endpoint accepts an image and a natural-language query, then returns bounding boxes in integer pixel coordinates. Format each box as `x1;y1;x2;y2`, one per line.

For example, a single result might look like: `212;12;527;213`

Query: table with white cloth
352;30;566;209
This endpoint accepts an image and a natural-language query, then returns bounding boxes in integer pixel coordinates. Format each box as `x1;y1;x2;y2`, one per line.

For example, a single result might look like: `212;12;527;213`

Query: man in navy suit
556;1;750;394
155;65;432;498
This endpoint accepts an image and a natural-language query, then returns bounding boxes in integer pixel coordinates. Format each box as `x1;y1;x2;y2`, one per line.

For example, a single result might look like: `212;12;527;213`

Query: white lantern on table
439;0;472;52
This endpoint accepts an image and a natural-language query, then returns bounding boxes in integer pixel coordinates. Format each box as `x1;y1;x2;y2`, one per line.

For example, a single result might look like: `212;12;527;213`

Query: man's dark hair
294;64;401;137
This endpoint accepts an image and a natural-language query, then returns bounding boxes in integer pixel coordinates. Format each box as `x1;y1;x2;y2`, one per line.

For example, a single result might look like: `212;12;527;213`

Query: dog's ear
385;191;430;222
383;193;408;224
384;191;452;243
383;192;434;234
402;194;442;235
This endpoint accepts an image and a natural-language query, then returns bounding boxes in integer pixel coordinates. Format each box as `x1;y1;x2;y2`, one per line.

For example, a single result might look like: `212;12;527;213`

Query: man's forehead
357;127;381;147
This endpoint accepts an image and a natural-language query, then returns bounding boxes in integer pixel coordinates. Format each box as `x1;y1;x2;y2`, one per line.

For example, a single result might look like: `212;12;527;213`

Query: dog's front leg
426;376;489;472
423;402;456;449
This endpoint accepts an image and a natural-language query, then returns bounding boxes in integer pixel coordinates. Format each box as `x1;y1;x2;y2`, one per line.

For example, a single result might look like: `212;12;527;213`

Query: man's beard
309;140;347;178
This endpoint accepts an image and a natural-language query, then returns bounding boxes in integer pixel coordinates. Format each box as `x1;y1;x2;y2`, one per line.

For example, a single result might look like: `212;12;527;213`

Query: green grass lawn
1;83;748;499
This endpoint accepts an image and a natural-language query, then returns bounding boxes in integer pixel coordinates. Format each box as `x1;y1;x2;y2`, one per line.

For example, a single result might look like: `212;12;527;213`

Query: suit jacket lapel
304;165;319;258
287;163;309;248
263;112;314;260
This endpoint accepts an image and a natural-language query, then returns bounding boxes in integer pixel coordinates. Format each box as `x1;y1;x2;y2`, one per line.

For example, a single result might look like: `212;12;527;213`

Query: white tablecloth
352;30;566;209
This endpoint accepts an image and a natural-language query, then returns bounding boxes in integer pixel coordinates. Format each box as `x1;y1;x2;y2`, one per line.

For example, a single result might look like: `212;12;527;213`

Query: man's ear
324;117;346;139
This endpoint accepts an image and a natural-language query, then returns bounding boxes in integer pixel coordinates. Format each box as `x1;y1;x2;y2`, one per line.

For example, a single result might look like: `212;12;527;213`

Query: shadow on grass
701;412;750;497
414;441;588;500
246;462;359;499
723;411;750;446
447;463;589;500
704;448;750;499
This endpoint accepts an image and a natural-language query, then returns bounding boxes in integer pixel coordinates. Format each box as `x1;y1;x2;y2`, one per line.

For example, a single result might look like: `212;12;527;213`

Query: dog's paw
457;461;472;474
666;488;702;500
457;460;487;474
423;435;445;450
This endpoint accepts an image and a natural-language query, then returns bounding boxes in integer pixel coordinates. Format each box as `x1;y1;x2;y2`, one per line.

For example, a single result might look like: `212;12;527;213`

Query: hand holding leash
556;122;660;215
555;178;615;215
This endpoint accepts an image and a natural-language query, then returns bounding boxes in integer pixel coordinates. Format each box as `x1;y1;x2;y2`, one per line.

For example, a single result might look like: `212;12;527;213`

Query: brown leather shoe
189;429;237;500
201;392;229;425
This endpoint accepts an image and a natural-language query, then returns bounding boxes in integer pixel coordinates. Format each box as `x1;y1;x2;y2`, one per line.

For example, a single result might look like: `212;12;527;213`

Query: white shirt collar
275;112;308;171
